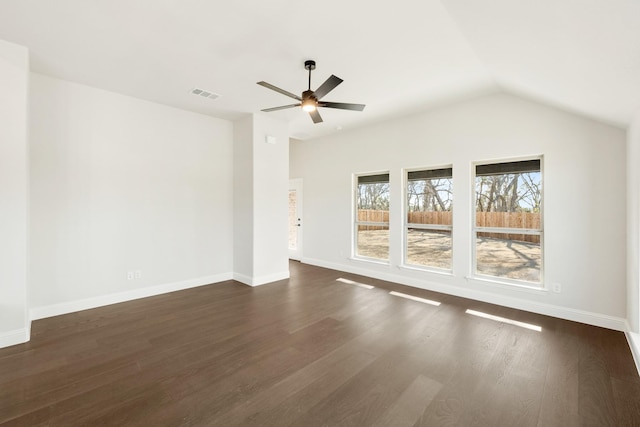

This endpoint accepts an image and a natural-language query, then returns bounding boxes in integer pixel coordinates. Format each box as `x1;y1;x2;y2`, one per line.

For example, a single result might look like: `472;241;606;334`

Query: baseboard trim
625;321;640;377
233;272;254;286
29;272;234;321
0;327;30;348
301;257;627;332
233;270;290;287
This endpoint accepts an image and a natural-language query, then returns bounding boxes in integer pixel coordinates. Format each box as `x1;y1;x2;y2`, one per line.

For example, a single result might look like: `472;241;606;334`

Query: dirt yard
357;229;540;282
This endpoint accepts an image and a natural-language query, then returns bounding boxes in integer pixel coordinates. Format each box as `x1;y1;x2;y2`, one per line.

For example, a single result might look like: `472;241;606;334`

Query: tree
407;178;452;212
358;182;389;210
475;172;540;213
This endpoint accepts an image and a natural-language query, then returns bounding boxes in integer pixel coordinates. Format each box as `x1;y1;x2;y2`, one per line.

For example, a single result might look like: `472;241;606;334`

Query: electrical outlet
552;283;562;293
127;271;134;280
135;270;142;279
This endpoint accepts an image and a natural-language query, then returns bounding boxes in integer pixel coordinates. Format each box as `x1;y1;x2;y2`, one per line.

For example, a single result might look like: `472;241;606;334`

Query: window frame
403;165;454;273
471;156;544;288
353;171;391;263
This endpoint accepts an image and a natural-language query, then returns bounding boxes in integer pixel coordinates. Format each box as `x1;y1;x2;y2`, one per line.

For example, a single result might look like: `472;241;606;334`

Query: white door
288;179;303;260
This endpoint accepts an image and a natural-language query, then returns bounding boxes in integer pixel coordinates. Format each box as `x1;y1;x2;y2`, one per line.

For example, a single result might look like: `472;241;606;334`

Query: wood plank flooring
1;261;639;426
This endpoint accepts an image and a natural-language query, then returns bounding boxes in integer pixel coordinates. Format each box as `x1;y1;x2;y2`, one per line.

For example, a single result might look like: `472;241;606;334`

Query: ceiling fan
257;60;365;124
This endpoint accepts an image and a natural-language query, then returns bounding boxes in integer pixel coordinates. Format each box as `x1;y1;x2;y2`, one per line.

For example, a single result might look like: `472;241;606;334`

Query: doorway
288;179;303;260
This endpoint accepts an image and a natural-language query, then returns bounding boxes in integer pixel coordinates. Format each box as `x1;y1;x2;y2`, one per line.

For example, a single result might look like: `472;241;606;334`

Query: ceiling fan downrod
304;60;316;91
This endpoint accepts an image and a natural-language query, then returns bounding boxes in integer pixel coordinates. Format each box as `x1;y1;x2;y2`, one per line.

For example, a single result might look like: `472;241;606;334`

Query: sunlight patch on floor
336;278;374;289
465;309;542;332
389;291;441;306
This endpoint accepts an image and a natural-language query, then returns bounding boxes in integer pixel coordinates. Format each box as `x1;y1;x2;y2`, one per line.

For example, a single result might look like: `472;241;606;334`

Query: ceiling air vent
190;87;220;100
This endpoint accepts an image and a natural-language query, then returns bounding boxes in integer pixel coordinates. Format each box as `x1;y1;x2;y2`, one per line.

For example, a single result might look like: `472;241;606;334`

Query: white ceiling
1;0;638;139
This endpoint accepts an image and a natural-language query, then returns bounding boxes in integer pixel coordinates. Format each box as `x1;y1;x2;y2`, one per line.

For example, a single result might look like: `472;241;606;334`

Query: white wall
0;40;29;347
627;109;640;369
233;114;290;286
291;92;627;328
251;115;289;281
29;73;234;315
628;110;640;332
233;115;254;280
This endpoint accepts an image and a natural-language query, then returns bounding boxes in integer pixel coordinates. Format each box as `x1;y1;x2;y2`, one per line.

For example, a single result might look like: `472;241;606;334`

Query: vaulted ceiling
1;0;638;139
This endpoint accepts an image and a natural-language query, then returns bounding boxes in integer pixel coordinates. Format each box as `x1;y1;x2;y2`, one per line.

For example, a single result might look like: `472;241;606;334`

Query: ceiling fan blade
257;81;302;101
261;103;301;112
309;109;323;124
314;75;343;100
319;101;366;111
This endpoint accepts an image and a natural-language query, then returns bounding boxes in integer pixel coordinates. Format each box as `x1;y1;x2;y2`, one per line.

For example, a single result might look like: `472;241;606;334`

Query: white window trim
402;165;454;273
353;171;390;263
471;155;544;287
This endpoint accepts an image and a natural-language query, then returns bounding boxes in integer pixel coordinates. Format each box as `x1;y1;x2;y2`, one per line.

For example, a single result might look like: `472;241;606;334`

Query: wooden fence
475;211;540;243
407;211;452;226
356;210;390;231
357;209;540;243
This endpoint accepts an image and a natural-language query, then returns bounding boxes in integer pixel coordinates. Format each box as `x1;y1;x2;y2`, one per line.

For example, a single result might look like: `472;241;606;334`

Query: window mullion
476;226;541;235
407;223;452;231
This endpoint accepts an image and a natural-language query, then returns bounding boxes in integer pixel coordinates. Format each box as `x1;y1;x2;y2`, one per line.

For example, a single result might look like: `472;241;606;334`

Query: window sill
465;275;548;295
399;264;453;277
350;256;390;266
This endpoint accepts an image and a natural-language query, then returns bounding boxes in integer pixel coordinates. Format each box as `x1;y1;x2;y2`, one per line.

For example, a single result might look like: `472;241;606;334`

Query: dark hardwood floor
1;261;639;426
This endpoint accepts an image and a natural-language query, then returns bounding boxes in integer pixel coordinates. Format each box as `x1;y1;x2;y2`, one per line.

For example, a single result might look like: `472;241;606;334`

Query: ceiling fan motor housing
302;90;316;101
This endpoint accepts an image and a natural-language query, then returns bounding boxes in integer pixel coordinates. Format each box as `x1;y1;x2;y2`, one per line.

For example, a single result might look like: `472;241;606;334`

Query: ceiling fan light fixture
301;98;317;112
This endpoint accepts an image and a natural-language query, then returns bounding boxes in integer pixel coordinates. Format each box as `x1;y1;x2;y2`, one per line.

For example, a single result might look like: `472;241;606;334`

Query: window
474;158;542;285
405;167;453;270
355;173;390;261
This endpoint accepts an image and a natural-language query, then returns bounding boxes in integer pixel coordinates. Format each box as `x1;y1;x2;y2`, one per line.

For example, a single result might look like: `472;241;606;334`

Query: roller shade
358;173;389;184
476;159;540;176
408;168;452;181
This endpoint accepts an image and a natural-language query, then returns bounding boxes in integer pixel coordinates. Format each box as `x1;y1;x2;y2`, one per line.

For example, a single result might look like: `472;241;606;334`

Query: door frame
289;178;303;260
